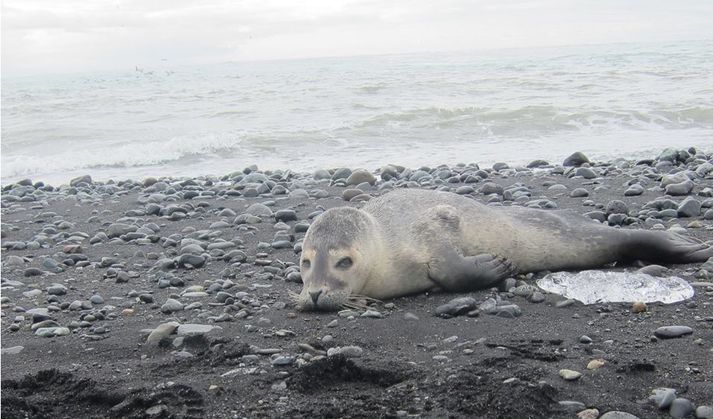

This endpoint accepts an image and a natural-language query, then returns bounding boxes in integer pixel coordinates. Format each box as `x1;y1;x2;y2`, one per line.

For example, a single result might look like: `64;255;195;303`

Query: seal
294;188;713;311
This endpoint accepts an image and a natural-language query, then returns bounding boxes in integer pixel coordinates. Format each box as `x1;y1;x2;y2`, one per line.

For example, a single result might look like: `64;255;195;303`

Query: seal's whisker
349;294;381;303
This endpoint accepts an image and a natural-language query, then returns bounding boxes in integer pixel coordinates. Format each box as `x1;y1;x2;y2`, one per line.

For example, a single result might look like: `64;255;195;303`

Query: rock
480;182;504;195
177;254;206;268
70;175;92;186
624;184;644;196
649;387;677;409
271;356;295;367
606;200;629;215
669;398;694;418
274;209;297;222
654;326;693;339
0;346;24;355
146;321;180;345
677;197;701;217
361;309;383;318
176;324;221;336
599;412;640;419
24;268;43;277
107;223;137;238
575;167;597;179
313;169;331;180
570;188;589;198
527;159;549;168
160;298;184;313
435;297;477;317
35;327;71;337
47;284;68;295
695;406;713;419
563;152;589;167
559;369;582;381
492;162;509;171
326;346;363;358
577;408;599;419
346;169;376;186
244;203;273;217
586;359;605;370
666;180;694;196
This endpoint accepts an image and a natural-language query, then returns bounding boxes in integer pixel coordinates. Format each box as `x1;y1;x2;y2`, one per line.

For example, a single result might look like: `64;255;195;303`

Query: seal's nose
309;290;323;305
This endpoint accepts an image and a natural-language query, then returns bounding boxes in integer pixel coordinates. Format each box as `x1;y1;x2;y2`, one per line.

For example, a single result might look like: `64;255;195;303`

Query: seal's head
294;206;379;311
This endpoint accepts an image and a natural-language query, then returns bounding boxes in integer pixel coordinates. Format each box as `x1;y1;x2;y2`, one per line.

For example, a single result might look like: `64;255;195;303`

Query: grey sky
3;0;713;76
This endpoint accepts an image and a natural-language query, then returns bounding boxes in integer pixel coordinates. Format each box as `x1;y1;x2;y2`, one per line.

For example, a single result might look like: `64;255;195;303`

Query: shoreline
3;145;711;189
2;146;713;418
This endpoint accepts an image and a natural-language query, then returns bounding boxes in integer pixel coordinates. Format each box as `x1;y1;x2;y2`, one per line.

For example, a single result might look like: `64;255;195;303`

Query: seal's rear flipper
428;250;517;292
631;231;713;264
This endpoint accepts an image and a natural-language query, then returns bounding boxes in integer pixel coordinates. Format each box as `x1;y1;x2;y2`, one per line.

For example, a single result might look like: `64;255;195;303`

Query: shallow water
2;40;713;185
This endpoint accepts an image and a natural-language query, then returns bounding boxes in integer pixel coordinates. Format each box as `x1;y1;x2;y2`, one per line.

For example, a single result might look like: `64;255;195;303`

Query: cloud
2;0;713;76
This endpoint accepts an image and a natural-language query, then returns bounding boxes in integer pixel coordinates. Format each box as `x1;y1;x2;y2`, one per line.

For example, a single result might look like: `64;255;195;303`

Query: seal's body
296;189;712;311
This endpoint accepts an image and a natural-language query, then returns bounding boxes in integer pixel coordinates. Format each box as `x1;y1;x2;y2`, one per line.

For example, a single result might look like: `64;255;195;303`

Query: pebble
35;327;71;337
599;412;640;419
435;297;477;317
669;398;694;418
577;408;599;419
360;309;383;318
586;359;606;370
559;369;582;381
563;151;589;167
696;406;713;419
649;387;677;409
271;356;295;367
326;346;363;358
654;326;693;339
160;298;184;313
0;346;24;355
176;324;221;336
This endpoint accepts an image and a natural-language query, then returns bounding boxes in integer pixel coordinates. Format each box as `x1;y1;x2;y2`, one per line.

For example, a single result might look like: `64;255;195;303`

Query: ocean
2;40;713;185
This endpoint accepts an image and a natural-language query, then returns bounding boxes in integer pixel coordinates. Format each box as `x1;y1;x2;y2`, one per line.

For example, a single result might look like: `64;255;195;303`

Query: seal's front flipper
428;251;517;292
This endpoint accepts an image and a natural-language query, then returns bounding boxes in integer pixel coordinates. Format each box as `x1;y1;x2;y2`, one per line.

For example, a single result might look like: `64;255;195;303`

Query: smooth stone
624;184;644;196
160;298;184;313
599;412;640;419
654;326;693;339
559;369;582;381
47;284;68;295
326;346;363;358
0;346;24;355
570;188;589;197
435;297;477;317
23;289;43;298
669;398;695;418
35;327;70;337
665;180;694;196
360;309;383;318
695;406;713;419
271;356;295;367
678;197;701;217
176;324;221;336
244;203;273;217
649;387;677;409
563;151;590;167
345;169;376;186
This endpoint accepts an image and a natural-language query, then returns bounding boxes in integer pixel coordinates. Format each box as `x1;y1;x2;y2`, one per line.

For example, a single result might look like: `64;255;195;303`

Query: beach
2;147;712;418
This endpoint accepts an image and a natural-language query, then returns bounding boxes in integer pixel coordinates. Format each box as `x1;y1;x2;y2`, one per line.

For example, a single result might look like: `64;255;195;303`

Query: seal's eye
301;259;311;269
336;257;353;269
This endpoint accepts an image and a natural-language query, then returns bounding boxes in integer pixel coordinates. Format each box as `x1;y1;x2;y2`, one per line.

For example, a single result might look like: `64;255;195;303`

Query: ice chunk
536;270;694;305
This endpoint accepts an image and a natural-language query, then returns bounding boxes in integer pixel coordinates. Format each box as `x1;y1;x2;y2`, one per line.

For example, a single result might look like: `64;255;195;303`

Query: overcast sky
3;0;713;77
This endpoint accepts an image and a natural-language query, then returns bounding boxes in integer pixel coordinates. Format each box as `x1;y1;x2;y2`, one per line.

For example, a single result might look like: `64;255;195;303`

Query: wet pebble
654;326;693;339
